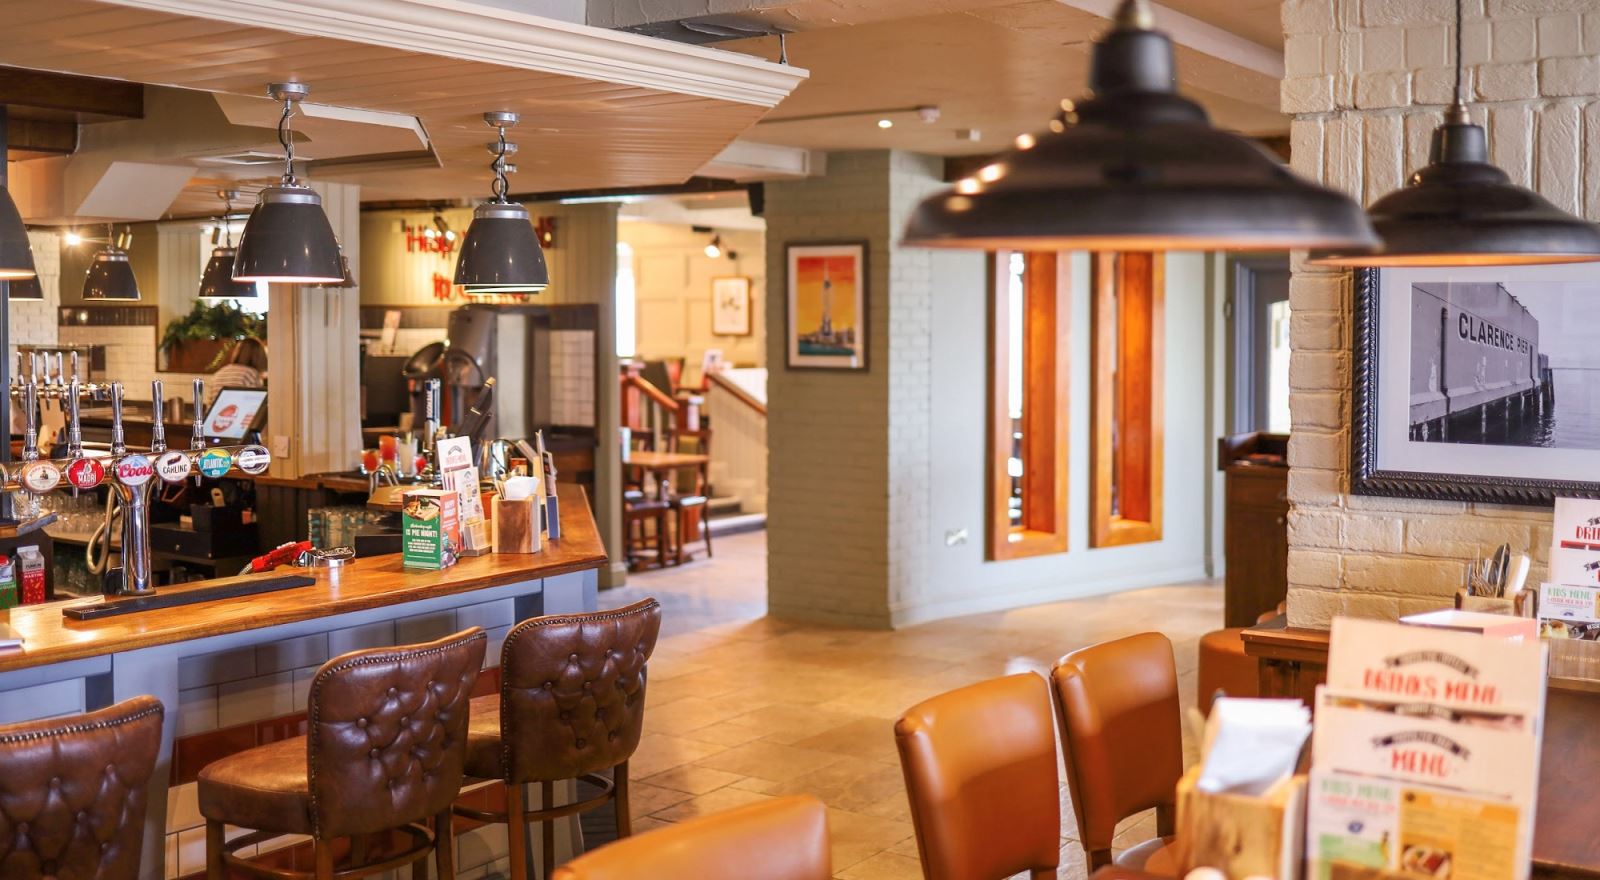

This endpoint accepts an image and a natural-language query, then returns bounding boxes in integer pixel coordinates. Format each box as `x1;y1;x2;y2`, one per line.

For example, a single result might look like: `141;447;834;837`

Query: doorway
1227;255;1292;434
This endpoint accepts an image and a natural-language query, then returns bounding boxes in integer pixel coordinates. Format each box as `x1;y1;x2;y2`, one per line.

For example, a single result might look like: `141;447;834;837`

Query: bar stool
894;673;1060;880
668;492;712;564
551;796;829;880
198;628;488;880
453;598;662;880
0;696;164;880
1051;632;1182;873
622;490;672;571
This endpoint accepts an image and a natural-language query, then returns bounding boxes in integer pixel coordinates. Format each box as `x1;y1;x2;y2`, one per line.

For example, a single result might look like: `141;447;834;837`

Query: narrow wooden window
1090;251;1164;548
987;251;1069;561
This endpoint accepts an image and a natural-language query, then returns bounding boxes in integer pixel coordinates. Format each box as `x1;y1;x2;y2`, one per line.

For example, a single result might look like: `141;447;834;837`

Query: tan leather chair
894;673;1060;880
1051;632;1182;873
550;795;829;880
198;628;488;880
454;599;662;880
0;696;164;880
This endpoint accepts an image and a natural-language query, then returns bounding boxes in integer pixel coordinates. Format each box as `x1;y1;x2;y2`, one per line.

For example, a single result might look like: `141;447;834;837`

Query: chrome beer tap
190;379;205;486
108;381;126;457
149;379;167;454
21;368;38;462
65;369;83;461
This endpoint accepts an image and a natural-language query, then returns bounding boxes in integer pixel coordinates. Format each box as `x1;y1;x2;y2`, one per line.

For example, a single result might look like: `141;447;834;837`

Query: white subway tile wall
1281;0;1590;626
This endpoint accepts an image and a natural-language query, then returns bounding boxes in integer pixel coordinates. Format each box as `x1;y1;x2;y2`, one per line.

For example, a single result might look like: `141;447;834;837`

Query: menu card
1307;618;1546;880
1540;498;1600;639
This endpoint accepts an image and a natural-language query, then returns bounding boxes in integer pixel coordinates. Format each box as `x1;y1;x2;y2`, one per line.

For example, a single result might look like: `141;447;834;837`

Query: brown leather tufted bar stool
453;598;661;880
1051;632;1182;874
198;627;488;880
894;673;1061;880
0;696;164;880
550;795;829;880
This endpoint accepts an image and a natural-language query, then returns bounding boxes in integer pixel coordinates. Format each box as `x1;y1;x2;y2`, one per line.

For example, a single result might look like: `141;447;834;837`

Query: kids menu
1307;618;1546;880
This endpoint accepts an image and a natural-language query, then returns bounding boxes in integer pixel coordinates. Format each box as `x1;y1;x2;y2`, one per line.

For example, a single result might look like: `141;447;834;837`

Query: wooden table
1242;619;1600;879
623;451;709;496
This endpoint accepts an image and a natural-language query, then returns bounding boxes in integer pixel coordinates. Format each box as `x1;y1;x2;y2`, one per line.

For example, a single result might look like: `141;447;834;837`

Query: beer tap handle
109;381;126;456
66;374;83;460
190;380;205;450
69;351;79;385
150;379;167;453
22;371;37;462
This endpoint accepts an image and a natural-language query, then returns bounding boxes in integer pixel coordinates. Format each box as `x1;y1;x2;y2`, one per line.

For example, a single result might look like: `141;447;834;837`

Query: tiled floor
601;531;1222;880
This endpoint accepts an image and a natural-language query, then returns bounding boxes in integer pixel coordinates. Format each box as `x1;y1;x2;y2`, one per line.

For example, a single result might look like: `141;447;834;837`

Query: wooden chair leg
655;514;670;568
205;819;225;880
314;840;336;880
435;809;456;880
703;510;713;559
541;780;556;880
614;762;633;838
506;782;531;880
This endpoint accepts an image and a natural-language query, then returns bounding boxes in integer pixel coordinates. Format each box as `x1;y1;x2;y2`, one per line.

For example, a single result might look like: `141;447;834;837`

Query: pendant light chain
1453;0;1464;108
277;96;298;186
490;122;511;204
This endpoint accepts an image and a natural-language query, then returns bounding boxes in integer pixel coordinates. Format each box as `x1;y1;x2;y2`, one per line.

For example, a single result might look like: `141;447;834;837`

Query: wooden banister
706;372;766;416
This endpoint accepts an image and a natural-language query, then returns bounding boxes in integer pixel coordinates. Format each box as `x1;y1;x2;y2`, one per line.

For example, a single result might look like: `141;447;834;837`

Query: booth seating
197;629;488;880
454;599;662;880
0;696;165;880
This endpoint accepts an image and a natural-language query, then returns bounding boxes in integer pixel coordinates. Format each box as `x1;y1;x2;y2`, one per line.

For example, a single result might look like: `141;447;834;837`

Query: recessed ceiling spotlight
877;119;893;129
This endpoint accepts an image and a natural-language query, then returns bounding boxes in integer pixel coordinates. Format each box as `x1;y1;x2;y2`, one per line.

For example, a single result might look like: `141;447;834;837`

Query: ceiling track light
901;0;1377;252
456;111;550;297
199;189;259;300
1309;0;1600;266
232;82;347;284
82;223;140;301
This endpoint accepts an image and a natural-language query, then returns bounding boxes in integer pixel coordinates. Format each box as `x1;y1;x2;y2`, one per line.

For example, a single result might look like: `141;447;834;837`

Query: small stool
0;696;164;880
453;599;662;880
198;628;488;880
669;493;712;564
1197;628;1258;716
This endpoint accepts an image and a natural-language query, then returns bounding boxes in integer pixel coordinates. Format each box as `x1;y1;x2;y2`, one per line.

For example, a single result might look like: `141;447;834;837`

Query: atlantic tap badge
197;448;233;479
236;445;271;475
154;451;193;484
18;461;61;494
114;453;154;487
65;456;105;490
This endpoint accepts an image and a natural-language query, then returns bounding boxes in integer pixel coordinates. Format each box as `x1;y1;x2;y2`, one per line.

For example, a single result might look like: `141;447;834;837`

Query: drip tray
62;573;316;620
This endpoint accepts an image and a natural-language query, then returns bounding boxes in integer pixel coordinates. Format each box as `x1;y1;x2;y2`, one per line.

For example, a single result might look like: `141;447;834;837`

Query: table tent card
1307;618;1546;880
1540;497;1600;638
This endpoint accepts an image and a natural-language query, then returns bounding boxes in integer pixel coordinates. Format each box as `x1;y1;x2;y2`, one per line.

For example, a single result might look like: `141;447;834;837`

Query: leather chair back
550;795;829;880
894;673;1060;880
1051;632;1182;860
307;627;487;839
0;696;164;880
497;599;661;784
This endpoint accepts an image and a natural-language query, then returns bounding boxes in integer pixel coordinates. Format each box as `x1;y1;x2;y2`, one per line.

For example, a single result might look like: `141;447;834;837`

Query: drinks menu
1307;618;1546;880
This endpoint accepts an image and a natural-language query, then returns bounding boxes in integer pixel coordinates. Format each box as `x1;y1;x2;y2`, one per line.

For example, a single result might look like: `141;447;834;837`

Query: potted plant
159;301;266;372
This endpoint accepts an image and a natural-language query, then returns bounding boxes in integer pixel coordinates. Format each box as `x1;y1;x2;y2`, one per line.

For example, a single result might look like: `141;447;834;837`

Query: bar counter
0;483;606;880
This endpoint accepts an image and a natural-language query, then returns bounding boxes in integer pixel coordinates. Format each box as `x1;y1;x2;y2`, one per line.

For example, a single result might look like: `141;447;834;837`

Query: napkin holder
492;496;541;554
1174;765;1306;880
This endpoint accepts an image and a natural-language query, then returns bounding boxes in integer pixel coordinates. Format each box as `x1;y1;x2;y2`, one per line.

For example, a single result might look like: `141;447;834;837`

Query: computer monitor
202;387;269;441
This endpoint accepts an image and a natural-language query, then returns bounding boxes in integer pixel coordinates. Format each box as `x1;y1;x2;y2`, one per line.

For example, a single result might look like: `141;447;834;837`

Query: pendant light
82;225;140;301
0;186;35;280
901;0;1377;252
455;111;549;296
232;82;346;284
1310;0;1600;265
199;190;258;300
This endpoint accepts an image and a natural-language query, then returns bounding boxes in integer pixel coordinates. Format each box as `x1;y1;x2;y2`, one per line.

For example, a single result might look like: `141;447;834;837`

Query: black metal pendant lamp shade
82;236;140;301
232;83;347;284
902;0;1377;252
201;191;260;299
456;111;549;296
0;186;36;281
1310;0;1600;266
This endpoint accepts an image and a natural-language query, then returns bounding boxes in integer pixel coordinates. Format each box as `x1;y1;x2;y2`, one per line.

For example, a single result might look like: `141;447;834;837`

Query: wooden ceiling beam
0;66;143;119
7;117;76;154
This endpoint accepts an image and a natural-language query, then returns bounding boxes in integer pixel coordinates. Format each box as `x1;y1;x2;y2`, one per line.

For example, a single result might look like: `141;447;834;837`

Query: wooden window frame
1090;251;1165;548
987;251;1070;561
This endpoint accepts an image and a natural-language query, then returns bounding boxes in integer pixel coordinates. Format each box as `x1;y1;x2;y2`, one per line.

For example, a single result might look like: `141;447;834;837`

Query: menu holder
1174;765;1306;879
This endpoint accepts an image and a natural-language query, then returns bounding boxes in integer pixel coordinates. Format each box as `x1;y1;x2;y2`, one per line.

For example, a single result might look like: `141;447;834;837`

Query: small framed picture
1353;264;1600;505
785;242;868;370
711;276;752;336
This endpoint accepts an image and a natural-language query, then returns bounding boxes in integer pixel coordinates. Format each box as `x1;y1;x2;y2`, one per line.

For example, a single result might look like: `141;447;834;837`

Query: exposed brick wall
1281;0;1600;627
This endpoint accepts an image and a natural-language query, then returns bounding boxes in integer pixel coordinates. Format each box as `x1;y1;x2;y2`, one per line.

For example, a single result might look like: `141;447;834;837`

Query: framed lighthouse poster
1353;264;1600;505
786;242;868;371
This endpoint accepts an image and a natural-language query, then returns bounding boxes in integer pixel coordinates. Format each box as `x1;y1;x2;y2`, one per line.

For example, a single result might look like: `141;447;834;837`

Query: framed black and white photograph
1353;265;1600;505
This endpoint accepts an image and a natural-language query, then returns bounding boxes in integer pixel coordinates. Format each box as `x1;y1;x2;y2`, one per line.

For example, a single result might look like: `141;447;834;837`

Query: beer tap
65;369;83;461
421;378;443;480
21;367;38;462
149;379;167;454
109;381;126;457
190;379;205;486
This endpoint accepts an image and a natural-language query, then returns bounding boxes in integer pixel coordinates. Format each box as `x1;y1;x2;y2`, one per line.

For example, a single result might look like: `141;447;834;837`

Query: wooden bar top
0;484;606;673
